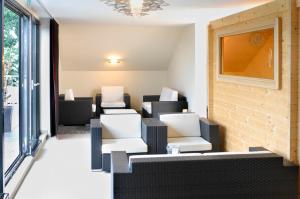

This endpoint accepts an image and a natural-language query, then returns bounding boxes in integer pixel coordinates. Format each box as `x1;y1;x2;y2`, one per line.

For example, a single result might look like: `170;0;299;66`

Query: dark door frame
0;0;5;194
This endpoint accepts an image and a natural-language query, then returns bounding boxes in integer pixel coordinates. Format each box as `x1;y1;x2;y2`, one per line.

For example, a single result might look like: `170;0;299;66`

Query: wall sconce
107;57;121;64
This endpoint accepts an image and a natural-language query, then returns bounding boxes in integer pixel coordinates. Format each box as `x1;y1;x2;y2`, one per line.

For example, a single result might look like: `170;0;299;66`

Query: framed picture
216;17;281;89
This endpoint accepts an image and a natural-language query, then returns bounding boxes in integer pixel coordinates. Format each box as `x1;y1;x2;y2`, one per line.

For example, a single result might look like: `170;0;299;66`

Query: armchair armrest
249;147;269;152
143;95;160;102
111;151;130;174
91;119;102;170
74;97;93;101
95;94;102;117
124;93;131;109
142;118;167;154
151;101;188;118
199;118;220;152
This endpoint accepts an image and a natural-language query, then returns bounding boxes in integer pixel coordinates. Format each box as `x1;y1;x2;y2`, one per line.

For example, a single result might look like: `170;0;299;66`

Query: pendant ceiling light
100;0;169;17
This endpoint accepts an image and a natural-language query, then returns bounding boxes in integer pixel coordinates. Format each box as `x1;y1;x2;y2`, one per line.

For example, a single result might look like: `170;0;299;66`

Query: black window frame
2;0;41;186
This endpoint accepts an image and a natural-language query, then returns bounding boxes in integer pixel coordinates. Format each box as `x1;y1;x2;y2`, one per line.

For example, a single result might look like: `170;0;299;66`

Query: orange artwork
220;28;274;79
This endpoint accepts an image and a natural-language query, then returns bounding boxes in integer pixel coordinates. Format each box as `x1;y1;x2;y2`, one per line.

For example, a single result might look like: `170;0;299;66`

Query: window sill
4;133;48;198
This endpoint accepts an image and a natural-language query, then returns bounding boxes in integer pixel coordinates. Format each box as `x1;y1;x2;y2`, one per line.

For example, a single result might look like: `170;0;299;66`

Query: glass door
3;5;23;173
1;0;41;185
30;19;40;152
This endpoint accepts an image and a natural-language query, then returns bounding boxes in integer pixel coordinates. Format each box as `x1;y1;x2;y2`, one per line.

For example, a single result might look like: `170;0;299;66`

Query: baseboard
5;133;48;199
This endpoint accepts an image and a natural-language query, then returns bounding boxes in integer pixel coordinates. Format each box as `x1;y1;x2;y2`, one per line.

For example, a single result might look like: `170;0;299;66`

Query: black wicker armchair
90;114;163;172
59;95;93;126
142;88;188;118
155;113;220;154
95;93;130;117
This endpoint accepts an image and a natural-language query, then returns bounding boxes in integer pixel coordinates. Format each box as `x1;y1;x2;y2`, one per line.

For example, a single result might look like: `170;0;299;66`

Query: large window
2;0;41;184
3;5;22;174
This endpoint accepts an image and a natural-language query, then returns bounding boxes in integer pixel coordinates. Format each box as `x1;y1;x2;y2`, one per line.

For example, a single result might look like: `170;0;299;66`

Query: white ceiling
39;0;273;71
39;0;272;25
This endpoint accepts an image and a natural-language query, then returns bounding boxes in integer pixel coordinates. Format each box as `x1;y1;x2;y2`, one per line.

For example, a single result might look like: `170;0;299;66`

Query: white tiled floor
14;134;111;199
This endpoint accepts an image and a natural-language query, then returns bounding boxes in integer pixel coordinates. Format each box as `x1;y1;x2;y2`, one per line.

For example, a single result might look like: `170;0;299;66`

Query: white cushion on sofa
101;101;126;108
160;113;200;138
129;153;202;164
203;151;271;156
101;86;124;103
159;87;178;101
142;102;152;114
168;137;212;152
102;138;147;154
101;114;141;139
65;89;75;101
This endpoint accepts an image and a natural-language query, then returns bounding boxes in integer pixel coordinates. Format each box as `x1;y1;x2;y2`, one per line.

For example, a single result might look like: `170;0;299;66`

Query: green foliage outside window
4;7;19;88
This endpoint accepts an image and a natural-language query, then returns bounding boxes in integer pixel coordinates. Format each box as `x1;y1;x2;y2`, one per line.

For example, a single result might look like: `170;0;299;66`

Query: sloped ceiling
60;24;185;71
45;0;272;71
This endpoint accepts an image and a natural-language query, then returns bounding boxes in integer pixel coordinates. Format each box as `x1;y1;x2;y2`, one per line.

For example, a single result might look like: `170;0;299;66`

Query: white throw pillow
101;86;124;103
159;87;178;101
65;89;75;101
159;113;201;138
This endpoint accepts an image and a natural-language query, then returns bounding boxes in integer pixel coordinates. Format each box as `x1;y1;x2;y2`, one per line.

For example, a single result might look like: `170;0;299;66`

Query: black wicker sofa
111;149;298;199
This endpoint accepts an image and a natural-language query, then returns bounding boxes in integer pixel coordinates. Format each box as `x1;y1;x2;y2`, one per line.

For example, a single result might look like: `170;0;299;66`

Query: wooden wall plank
208;0;298;162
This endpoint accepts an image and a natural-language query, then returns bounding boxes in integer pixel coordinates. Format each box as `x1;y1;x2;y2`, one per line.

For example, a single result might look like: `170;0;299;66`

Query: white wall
193;22;209;117
60;24;183;71
167;25;195;111
40;19;51;134
60;70;167;110
59;24;176;109
166;9;246;117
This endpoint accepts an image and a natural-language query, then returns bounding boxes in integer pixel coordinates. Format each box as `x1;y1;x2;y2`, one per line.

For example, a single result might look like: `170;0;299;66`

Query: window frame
215;17;281;89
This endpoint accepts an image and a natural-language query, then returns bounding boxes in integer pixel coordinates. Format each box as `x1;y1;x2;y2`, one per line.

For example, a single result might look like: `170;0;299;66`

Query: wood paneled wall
208;0;298;162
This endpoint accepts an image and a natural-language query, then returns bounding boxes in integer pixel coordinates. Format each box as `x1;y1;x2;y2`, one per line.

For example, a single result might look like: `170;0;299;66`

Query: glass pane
220;28;274;79
3;7;21;172
31;21;40;150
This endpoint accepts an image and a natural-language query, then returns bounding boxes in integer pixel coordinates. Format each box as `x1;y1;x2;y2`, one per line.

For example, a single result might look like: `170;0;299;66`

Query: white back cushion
101;114;141;139
101;86;124;103
159;87;178;101
65;89;75;101
160;113;200;138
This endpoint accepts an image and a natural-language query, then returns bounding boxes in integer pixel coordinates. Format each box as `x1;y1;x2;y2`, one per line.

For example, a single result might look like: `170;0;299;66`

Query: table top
103;109;137;114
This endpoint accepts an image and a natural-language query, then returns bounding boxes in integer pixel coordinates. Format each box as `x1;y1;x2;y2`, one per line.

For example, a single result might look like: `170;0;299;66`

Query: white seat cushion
142;102;152;114
159;87;178;101
160;113;201;138
101;101;126;108
102;138;147;154
104;109;137;114
101;114;141;139
101;86;124;103
168;137;212;152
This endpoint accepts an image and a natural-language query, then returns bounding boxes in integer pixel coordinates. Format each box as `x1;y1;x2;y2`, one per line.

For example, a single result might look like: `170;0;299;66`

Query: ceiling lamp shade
100;0;169;17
